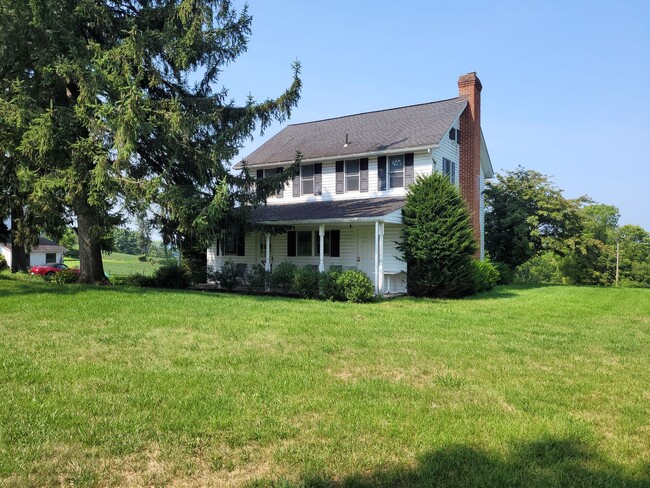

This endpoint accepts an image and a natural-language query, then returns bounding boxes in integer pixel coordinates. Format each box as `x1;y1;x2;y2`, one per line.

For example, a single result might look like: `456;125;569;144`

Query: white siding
29;251;63;266
431;116;460;186
270;224;359;270
206;223;408;294
383;223;407;294
1;247;11;268
207;243;218;273
264;150;434;205
207;233;257;274
480;170;486;260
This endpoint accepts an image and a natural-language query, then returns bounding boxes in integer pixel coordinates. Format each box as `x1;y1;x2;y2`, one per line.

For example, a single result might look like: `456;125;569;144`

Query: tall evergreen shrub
398;173;477;297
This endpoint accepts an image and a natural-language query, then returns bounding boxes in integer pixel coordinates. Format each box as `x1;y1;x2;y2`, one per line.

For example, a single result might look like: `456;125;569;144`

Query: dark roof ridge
286;97;464;127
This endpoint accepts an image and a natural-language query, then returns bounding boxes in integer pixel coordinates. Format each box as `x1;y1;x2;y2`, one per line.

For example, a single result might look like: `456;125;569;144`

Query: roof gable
239;98;468;168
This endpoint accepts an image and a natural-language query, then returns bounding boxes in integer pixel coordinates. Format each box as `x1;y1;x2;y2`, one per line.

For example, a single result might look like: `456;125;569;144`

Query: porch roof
251;197;405;225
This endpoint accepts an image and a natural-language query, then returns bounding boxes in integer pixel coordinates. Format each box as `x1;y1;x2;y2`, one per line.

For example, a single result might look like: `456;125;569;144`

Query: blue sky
219;0;650;229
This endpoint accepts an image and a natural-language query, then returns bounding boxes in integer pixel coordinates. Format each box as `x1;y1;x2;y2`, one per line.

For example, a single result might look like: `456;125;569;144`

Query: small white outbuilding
1;237;67;268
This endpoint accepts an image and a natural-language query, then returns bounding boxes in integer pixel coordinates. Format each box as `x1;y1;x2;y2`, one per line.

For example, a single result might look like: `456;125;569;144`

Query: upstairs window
256;167;284;198
301;164;314;195
449;128;461;143
337;159;368;193
294;163;321;196
389;155;404;188
443;158;456;184
345;159;360;192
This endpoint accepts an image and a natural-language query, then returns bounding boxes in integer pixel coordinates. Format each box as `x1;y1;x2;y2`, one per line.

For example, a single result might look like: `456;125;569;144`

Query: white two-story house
207;72;493;294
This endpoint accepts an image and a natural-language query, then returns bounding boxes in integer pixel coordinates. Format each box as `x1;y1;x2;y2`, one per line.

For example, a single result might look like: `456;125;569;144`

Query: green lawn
64;251;165;277
0;277;648;487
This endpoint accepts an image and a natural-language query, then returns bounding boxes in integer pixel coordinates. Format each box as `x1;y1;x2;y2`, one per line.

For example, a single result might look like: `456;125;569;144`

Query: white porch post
264;232;271;272
374;221;380;294
216;237;222;270
318;223;325;272
378;221;385;295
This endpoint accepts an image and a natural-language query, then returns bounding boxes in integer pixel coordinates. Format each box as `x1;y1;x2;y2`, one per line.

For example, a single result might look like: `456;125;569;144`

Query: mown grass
0;276;648;487
64;251;164;277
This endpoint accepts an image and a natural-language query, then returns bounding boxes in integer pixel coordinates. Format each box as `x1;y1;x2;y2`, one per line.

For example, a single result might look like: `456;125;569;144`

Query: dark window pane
389;156;403;171
346;160;360;174
390;174;403;188
45;253;56;263
301;165;314;178
225;233;238;254
346;175;359;191
297;231;312;256
302;180;313;194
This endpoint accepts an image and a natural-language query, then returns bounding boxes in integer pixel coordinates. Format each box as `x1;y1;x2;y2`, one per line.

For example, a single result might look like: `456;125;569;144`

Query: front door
357;227;375;281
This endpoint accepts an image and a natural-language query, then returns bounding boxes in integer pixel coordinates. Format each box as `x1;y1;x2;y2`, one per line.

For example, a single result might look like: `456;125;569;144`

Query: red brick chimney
458;72;482;256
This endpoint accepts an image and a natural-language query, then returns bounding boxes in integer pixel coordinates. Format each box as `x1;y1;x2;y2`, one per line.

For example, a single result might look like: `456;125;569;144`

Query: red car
30;263;80;277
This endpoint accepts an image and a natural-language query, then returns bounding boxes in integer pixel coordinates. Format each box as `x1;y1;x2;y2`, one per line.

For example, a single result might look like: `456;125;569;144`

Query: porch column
318;223;325;272
264;233;271;272
378;221;385;295
374;221;380;294
216;238;222;271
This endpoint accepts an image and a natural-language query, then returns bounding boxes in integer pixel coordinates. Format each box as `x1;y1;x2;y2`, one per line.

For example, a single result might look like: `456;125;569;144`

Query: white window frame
388;155;404;189
345;159;360;192
301;164;314;195
442;158;456;184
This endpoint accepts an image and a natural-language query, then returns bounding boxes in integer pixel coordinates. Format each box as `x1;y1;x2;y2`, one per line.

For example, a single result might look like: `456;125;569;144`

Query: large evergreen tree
398;173;477;297
0;0;301;283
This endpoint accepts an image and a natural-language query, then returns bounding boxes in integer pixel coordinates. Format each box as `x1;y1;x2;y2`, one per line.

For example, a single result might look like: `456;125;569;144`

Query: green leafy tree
485;167;584;270
559;204;619;285
59;227;79;252
617;224;650;287
398;173;477;297
0;0;301;283
112;228;140;255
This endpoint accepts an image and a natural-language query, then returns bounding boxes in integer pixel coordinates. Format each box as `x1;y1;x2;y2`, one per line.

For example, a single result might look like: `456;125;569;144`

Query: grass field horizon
63;251;165;277
0;277;648;486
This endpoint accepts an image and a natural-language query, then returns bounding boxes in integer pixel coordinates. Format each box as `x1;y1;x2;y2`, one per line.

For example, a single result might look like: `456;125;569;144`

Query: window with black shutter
345;159;360;191
389;155;404;188
301;164;314;195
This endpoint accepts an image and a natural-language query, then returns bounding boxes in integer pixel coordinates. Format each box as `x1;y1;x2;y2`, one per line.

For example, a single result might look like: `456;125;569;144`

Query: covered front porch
207;198;407;294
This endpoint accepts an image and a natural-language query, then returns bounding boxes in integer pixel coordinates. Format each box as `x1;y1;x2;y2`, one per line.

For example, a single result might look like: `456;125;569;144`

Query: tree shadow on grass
257;437;648;488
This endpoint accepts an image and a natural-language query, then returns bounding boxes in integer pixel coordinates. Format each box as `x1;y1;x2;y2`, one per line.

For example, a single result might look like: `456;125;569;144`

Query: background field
0;277;648;487
63;251;164;277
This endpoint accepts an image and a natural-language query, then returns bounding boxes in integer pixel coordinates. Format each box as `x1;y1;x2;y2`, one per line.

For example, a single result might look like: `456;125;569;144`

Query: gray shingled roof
1;236;67;252
252;197;405;224
238;98;467;168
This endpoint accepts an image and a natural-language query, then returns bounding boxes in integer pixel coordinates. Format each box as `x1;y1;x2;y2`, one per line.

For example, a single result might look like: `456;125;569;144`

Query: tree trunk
76;199;107;284
10;205;29;272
